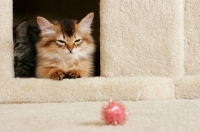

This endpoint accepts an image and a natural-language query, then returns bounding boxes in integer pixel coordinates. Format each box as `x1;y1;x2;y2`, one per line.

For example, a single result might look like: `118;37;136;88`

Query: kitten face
14;21;30;58
54;30;94;60
36;13;95;79
13;21;40;77
37;13;95;61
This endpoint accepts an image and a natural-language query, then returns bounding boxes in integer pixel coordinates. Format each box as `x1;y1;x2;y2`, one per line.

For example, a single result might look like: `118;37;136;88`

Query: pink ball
102;101;128;125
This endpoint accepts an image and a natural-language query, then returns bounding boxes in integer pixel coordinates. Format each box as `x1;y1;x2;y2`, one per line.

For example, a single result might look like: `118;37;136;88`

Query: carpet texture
0;0;200;131
0;0;14;78
0;0;199;101
176;75;200;99
185;0;200;75
100;0;184;78
0;100;200;132
0;77;175;103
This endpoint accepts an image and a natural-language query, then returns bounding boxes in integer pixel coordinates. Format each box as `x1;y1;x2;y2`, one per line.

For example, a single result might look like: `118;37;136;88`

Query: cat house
0;0;200;104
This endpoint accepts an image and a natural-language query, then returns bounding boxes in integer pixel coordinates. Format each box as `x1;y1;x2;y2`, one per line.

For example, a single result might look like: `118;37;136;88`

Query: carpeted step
0;77;175;103
0;99;199;132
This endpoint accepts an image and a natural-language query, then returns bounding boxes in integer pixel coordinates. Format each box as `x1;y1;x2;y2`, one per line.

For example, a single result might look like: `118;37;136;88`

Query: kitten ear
16;21;28;37
78;12;94;34
37;17;56;36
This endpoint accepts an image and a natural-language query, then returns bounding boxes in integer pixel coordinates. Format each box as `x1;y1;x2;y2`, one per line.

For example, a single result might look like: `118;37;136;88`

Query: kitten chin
36;13;95;80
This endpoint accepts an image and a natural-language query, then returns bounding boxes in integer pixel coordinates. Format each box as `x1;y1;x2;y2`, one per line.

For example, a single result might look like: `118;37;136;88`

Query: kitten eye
74;39;82;45
57;40;66;44
56;40;66;46
15;42;20;48
75;39;81;43
14;42;24;48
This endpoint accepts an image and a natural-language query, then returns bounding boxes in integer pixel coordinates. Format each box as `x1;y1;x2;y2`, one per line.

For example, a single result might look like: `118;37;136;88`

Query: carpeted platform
0;0;200;131
1;100;200;132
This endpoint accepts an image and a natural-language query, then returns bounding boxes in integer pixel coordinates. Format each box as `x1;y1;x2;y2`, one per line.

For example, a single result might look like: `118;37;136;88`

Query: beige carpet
0;0;199;102
0;0;200;131
0;77;175;103
1;99;200;132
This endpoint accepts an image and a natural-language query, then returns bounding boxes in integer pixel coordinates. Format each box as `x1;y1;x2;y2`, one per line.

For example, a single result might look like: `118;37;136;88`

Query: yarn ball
102;101;128;125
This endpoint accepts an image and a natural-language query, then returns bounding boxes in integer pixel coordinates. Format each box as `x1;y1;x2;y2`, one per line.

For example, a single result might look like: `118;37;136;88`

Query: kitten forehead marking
59;18;75;37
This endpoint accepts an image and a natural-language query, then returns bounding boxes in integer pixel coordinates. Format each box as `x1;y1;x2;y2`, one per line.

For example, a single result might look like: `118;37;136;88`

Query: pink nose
68;48;73;53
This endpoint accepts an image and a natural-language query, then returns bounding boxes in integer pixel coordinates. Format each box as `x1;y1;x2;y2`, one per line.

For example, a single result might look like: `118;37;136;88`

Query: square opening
13;0;100;77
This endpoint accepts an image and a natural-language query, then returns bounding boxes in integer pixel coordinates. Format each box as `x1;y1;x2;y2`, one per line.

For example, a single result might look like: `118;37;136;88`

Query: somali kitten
36;13;95;80
13;21;40;77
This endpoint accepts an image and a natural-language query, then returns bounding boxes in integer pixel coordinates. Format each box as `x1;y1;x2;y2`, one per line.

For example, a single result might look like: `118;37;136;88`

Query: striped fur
13;21;40;77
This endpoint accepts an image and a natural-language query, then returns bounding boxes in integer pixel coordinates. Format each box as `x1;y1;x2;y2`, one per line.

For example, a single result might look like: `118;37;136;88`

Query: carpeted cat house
0;0;200;131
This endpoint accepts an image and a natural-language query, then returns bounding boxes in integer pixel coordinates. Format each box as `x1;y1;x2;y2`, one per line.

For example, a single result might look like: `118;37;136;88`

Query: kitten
13;21;40;77
36;13;95;80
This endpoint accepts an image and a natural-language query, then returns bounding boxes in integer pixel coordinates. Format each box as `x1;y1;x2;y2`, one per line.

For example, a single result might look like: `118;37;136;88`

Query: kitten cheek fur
36;13;95;80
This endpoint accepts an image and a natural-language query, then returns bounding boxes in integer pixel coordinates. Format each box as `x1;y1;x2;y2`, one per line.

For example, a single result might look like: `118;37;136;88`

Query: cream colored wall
100;0;184;78
185;0;200;75
0;0;14;78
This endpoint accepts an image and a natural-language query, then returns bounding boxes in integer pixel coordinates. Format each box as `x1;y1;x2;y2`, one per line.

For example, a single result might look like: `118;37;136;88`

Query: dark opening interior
13;0;100;76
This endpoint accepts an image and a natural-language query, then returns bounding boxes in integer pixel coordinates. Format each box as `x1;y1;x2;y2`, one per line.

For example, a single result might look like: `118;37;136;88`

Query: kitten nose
68;48;73;53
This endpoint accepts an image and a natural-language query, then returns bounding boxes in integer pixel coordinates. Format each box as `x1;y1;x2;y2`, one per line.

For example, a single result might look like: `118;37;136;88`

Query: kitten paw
65;70;81;79
50;71;66;80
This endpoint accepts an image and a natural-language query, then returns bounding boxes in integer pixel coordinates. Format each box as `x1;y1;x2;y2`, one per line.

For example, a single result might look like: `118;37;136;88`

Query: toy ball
102;101;128;125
